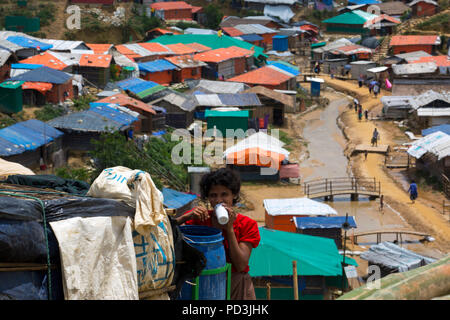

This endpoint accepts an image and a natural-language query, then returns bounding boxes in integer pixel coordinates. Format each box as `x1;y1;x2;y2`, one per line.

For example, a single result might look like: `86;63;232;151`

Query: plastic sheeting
264;5;294;23
263;197;338;216
294;216;357;230
162;188;197;210
6;36;52;50
407;131;450;160
360;242;436;272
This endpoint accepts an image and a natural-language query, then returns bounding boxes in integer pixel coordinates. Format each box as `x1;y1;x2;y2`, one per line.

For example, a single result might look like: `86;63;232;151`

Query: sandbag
87;166;175;293
50;216;138;300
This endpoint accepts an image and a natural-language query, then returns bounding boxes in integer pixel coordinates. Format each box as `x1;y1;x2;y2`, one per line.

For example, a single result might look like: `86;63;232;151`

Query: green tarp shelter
0;80;24;114
249;227;357;277
205;109;249;138
322;10;378;35
148;34;267;60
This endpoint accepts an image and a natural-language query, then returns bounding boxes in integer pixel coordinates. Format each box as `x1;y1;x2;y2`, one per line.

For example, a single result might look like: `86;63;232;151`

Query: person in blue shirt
408;180;418;203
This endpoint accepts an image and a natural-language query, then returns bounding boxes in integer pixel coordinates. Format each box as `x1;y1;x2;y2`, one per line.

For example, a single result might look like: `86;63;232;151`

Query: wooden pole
266;282;271;300
293;260;299;300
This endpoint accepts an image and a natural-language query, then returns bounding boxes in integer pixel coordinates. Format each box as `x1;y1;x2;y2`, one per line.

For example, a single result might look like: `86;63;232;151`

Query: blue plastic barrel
178;225;227;300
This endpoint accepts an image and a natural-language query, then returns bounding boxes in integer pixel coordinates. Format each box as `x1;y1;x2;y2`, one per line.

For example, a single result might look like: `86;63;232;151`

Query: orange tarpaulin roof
226;147;285;169
85;43;113;54
19;52;67;70
79;54;112;68
22;82;53;93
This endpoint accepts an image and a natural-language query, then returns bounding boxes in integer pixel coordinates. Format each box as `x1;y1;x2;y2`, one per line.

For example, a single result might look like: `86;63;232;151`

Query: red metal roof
86;43;113;54
150;1;193;10
165;43;197;55
410;55;450;67
115;45;141;60
191;6;203;13
222;27;244;37
227;66;292;86
390;35;440;46
194;46;253;63
79;54;112;68
96;93;156;114
19;52;67;70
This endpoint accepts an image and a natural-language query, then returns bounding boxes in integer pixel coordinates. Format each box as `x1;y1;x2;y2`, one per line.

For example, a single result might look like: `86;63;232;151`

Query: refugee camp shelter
249;227;358;300
205;109;249;138
150;92;196;128
164;55;207;83
408;90;450;128
193;46;254;80
47;108;135;151
407;131;450;182
0;119;64;169
77;53;112;88
294;216;357;249
227;65;297;90
349;60;377;80
115;77;166;102
322;10;378;35
85;43;113;55
272;35;289;52
389;35;441;55
138;59;178;85
224;131;289;181
0;47;14;82
145;28;181;41
0;80;23;113
263;197;338;233
244;85;294;125
360;242;436;278
408;0;439;17
150;1;194;21
422;124;450;136
162;187;197;217
114;42;174;63
8;66;73;105
381;95;415;119
363;14;401;36
95;93;159;133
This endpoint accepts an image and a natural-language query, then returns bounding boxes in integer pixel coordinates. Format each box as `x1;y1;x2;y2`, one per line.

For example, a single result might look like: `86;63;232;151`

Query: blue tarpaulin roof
240;34;264;42
0;136;26;156
8;66;71;84
0;119;62;154
422;124;450;136
89;103;139;126
162;188;197;209
267;62;300;76
294;216;357;230
47;110;125;133
6;36;53;50
116;77;165;97
11;63;44;69
138;59;178;73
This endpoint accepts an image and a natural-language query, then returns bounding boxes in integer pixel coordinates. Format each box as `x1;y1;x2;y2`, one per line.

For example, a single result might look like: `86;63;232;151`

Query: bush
72;96;96;111
34;105;65;122
55;167;93;183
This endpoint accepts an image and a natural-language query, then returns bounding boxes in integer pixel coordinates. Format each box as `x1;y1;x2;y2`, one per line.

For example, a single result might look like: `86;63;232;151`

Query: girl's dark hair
200;168;241;204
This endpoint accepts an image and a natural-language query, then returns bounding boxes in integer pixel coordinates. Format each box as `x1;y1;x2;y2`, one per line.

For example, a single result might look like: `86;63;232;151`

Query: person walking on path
408;180;418;204
353;98;359;112
364;109;369;121
364;150;368;160
358;75;363;88
373;82;380;98
379;194;384;212
371;128;379;146
358;107;363;121
368;82;373;94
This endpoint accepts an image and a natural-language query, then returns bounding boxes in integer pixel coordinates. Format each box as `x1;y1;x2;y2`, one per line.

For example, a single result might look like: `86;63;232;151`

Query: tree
204;4;223;30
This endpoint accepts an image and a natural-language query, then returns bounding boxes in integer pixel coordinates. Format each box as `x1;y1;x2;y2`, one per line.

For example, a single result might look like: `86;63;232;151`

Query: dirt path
322;75;450;253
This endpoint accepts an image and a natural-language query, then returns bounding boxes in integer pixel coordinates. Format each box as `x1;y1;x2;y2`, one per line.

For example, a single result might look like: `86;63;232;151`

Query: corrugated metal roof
194;80;248;93
395;50;432;61
47;110;124;132
410;90;450;110
164;54;207;68
195;93;262;107
408;0;438;7
233;24;277;35
244;85;295;107
390;35;441;46
364;14;401;28
86;43;113;54
138;59;178;73
79;54;112;68
96;93;156;114
194;46;253;63
8;66;71;84
417;108;450;117
392;62;437;75
410;55;450;67
18;52;68;70
222;27;244;37
263;197;337;216
42;39;87;51
184;28;217;35
150;1;193;10
381;95;414;107
407;131;450;160
227;65;293;85
264;5;295;23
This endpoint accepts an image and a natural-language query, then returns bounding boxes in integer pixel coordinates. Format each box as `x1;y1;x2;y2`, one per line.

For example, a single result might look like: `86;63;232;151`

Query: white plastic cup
214;203;229;225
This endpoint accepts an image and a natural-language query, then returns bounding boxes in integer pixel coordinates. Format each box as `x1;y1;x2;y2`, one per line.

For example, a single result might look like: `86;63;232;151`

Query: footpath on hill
321;74;450;253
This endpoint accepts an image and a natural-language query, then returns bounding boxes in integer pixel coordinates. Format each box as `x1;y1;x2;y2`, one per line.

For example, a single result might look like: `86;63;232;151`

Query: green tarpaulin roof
322;10;378;25
249;227;357;277
148;34;267;59
311;42;326;48
205;110;249;118
0;80;24;89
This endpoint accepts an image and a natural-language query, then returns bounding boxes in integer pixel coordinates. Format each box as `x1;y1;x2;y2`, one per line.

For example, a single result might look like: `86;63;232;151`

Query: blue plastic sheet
162;188;197;210
6;36;53;50
294;216;357;230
